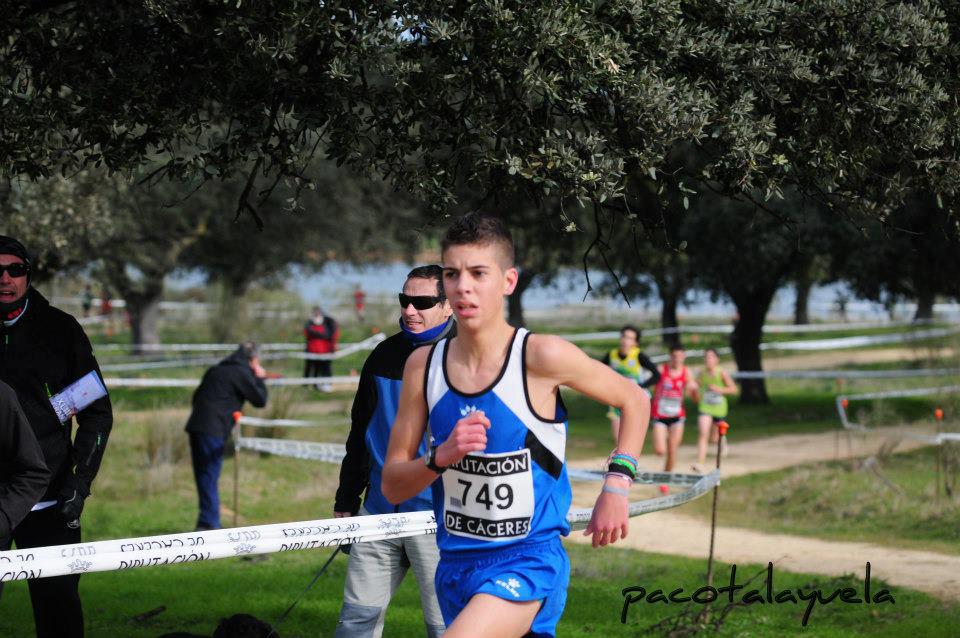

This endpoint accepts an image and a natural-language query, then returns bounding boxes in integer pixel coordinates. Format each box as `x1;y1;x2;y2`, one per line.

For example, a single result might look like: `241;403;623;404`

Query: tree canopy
4;1;958;222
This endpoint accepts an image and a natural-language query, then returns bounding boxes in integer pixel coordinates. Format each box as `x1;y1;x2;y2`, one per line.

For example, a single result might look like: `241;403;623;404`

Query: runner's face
400;277;451;333
442;243;517;328
619;330;638;352
670;349;685;367
0;255;28;304
704;350;719;369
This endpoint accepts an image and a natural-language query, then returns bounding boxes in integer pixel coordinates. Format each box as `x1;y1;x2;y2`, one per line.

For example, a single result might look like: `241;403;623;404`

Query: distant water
165;262;957;321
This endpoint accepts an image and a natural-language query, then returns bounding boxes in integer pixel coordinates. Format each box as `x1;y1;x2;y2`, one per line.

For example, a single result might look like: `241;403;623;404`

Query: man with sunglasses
0;235;113;638
333;265;454;638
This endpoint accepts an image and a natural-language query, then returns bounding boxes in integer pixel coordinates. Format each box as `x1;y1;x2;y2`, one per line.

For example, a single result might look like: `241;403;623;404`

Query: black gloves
59;475;89;528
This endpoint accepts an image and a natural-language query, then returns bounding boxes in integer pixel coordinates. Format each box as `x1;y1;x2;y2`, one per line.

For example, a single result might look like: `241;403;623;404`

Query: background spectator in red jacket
304;306;339;390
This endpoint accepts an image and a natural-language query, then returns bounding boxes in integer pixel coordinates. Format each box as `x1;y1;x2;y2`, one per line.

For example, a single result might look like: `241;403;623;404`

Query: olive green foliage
2;1;957;219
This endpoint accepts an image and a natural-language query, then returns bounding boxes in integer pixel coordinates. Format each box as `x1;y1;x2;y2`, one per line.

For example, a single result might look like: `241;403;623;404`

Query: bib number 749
442;449;534;541
456;478;514;511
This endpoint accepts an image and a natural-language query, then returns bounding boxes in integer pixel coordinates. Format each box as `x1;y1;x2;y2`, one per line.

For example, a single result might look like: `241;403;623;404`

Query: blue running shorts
434;537;570;638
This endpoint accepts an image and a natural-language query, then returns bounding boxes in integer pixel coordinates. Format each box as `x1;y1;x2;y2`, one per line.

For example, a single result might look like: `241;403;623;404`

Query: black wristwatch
424;445;446;474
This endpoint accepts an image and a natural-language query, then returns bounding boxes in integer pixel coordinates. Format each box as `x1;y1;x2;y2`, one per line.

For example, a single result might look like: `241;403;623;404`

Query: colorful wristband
602;484;630;497
606;463;635;480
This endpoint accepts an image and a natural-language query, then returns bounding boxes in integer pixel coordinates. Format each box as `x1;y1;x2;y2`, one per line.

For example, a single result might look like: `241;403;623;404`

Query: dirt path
568;425;960;601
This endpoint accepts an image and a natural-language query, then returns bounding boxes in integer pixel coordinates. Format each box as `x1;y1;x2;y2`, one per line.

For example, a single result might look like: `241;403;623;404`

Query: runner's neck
448;322;515;378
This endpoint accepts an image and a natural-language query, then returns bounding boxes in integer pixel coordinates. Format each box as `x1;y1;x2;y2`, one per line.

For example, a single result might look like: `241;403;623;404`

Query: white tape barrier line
760;326;960;351
567;468;704;486
96;334;385;355
237;416;346;428
569;470;720;525
0;471;721;581
103;376;361;389
236;437;347;464
0;512;438;580
733;368;960;380
99;335;386;371
558;319;937;341
836;385;960;444
563;325;958;349
102;356;226;372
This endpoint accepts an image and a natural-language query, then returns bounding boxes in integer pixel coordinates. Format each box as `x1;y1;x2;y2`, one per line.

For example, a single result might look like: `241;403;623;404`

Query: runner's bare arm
526;335;649;547
719;369;737;395
527;335;648;456
685;367;700;395
382;348;436;503
382;348;491;504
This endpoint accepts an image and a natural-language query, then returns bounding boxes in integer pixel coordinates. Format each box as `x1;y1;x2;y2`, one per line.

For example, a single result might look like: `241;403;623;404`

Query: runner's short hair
406;265;445;299
620;325;640;341
669;343;685;353
441;213;514;268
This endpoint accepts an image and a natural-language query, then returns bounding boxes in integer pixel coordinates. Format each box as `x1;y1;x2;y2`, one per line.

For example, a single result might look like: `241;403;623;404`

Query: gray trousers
334;508;445;638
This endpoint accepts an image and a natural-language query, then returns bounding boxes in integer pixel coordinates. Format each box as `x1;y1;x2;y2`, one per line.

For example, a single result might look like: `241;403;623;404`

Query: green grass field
3;317;958;636
3;542;958;637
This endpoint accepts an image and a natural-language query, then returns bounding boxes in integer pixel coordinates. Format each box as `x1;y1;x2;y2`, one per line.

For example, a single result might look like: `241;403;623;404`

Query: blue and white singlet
425;327;572;554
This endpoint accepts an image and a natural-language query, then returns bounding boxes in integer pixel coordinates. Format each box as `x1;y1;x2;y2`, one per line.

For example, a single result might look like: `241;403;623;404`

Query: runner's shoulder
404;344;431;373
525;333;583;375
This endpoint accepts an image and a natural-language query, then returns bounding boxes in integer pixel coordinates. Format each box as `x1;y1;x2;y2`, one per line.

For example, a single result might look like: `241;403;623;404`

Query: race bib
703;390;724;405
442;449;534;542
658;395;683;417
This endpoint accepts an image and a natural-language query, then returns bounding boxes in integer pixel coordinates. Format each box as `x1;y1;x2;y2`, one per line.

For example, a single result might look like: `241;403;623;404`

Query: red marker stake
705;420;730;591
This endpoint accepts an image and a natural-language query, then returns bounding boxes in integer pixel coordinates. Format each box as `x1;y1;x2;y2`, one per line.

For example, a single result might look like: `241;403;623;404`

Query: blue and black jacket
334;319;455;515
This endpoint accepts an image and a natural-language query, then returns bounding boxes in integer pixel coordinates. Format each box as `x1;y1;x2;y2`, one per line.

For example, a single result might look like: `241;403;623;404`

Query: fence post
233;411;243;527
935;408;944;509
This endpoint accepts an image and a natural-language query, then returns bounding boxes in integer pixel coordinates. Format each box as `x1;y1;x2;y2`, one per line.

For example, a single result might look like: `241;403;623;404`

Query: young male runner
650;344;698;493
383;213;649;638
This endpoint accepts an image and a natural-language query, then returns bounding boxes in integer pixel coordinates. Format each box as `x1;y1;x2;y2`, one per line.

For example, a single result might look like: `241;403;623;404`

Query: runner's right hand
436;410;490;468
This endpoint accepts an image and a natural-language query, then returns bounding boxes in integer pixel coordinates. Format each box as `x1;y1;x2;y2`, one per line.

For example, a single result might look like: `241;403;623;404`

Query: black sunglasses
0;263;29;278
399;293;443;310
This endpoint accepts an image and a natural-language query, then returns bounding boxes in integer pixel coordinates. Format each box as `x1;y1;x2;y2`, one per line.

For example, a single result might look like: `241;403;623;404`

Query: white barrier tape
237;416;346;428
104;376;361;389
569;470;720;527
759;326;960;351
0;512;438;580
0;472;721;580
97;342;303;353
558;319;937;341
102;357;225;372
836;385;960;444
95;335;385;356
236;436;346;464
567;468;705;486
98;335;385;371
733;368;960;380
104;378;198;388
265;376;360;387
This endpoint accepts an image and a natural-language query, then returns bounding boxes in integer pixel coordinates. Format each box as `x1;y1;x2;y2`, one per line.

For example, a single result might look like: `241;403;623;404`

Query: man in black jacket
0;235;113;638
332;265;454;638
185;341;268;531
0;380;51;598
